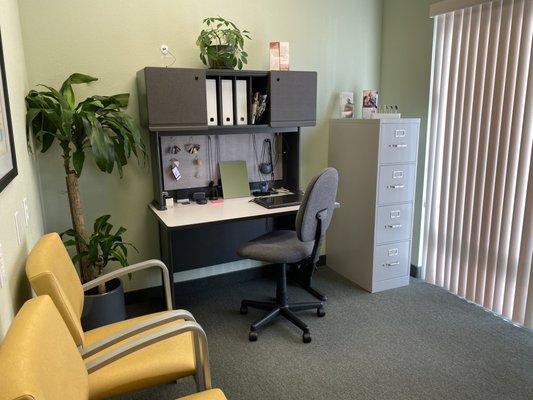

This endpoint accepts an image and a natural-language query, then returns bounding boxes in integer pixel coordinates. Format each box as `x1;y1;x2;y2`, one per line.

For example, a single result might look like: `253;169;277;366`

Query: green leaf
72;149;85;175
109;93;129;108
60;73;98;109
39;131;56;152
65;73;98;85
94;215;111;232
83;114;115;172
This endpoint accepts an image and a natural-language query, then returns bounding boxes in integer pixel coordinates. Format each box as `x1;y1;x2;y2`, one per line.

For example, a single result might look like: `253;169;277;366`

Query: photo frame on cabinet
0;30;18;193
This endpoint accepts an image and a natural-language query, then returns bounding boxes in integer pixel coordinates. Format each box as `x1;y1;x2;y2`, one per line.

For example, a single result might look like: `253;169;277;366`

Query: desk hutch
137;67;317;303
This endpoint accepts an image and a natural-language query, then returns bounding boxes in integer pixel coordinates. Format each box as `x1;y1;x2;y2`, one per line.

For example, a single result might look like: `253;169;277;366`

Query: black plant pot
207;45;235;69
81;278;126;330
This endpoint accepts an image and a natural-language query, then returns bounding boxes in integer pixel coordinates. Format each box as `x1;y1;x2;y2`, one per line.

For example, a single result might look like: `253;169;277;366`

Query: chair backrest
296;167;339;242
26;232;86;347
0;296;89;400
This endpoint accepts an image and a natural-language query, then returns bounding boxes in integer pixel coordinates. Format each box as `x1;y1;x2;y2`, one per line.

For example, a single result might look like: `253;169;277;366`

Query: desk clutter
160;133;283;192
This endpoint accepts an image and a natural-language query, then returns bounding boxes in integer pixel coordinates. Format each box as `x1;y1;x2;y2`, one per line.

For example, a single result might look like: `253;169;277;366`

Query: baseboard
410;264;422;279
125;255;327;305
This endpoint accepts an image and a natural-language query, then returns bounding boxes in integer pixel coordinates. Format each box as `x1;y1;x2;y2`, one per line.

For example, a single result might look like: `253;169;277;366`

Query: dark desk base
158;213;297;306
124;256;327;308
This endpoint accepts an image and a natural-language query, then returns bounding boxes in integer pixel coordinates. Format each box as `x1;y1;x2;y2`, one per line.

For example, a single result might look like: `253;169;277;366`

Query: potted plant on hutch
196;16;251;70
25;73;146;329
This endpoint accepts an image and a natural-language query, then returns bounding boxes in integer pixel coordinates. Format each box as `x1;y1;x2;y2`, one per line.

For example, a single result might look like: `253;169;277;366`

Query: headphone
259;139;274;176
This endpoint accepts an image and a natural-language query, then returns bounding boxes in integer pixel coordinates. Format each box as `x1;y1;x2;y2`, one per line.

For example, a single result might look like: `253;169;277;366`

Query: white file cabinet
327;118;420;292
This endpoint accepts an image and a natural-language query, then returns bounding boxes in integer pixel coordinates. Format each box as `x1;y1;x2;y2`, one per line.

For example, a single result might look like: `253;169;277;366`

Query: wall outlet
160;44;170;55
22;197;29;226
0;243;6;288
14;211;21;245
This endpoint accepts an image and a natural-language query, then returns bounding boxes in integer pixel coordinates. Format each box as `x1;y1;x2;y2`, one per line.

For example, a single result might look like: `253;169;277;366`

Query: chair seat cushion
84;312;196;400
177;388;228;400
237;230;314;264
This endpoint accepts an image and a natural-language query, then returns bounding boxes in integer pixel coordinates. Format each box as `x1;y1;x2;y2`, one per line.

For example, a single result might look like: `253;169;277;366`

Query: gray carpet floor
116;267;533;400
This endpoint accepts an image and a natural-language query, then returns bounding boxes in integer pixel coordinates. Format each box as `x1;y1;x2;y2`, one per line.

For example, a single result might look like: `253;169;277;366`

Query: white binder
221;80;234;125
205;79;218;126
235;80;248;125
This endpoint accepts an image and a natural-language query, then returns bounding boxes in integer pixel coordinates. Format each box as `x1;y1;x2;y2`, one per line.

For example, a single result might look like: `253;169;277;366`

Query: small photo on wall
339;91;354;118
0;30;18;193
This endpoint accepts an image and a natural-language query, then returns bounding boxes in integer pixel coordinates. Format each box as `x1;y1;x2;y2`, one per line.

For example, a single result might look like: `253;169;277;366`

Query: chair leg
250;308;280;332
288;301;323;312
240;263;321;343
280;308;312;343
281;308;309;332
241;300;276;313
302;285;328;301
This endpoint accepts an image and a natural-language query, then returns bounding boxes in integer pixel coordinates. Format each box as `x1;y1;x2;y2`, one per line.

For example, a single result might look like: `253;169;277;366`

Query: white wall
0;0;45;338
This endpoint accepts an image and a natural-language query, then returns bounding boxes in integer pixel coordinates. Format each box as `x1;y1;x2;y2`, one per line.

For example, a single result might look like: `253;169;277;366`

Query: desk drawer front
374;241;410;282
377;164;416;205
375;203;413;244
379;123;418;164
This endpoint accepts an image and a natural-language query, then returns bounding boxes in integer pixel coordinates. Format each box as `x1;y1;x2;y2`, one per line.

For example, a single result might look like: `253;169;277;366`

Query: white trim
430;0;490;17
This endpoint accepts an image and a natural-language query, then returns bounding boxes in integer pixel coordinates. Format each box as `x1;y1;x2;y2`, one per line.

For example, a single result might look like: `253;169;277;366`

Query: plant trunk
65;172;92;282
98;283;107;295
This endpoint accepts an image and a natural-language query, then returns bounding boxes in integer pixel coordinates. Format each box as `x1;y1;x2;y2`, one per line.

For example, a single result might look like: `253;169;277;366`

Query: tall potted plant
26;73;146;326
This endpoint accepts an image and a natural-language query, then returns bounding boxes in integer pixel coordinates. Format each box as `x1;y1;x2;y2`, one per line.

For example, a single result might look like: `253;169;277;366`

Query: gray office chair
238;167;339;343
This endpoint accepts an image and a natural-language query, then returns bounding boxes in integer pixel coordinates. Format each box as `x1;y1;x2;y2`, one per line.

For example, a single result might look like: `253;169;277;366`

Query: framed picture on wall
0;30;18;193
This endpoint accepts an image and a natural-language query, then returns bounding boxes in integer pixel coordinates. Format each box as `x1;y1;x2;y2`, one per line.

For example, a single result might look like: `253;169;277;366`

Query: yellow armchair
0;296;226;400
25;232;210;399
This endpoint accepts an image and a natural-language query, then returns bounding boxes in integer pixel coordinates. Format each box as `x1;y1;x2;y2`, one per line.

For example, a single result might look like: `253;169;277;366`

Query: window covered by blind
423;0;533;328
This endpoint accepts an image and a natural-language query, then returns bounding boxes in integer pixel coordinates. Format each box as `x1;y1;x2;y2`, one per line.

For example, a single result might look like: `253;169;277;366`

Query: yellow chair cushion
84;312;196;400
0;296;89;400
177;389;227;400
26;232;86;347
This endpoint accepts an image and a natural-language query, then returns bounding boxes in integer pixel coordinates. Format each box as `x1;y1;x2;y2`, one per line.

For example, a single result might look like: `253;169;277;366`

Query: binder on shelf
206;79;218;126
221;80;234;125
235;80;248;125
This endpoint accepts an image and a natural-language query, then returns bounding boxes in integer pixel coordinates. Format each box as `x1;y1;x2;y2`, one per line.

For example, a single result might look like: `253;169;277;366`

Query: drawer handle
387;184;405;189
393;170;404;179
389;143;407;148
390;210;401;219
386;224;403;229
383;261;400;267
395;129;406;138
388;248;399;257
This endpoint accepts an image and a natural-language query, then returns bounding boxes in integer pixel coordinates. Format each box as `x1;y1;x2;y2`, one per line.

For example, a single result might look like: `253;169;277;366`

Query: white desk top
149;196;301;228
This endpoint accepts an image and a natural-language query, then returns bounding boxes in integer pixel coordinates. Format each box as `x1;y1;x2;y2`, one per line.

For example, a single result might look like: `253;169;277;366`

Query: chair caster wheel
240;306;248;315
317;307;325;317
249;331;258;342
302;332;312;343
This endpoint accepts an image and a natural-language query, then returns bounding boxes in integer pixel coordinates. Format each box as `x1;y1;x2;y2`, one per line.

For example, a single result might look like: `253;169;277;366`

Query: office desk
149;196;300;229
149;196;301;305
149;197;340;305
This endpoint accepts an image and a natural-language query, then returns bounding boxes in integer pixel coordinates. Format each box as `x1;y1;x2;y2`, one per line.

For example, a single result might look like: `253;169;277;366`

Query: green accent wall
18;0;383;291
0;0;45;338
380;0;435;267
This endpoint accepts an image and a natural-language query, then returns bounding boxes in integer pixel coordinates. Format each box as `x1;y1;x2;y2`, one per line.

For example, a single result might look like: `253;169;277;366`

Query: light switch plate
0;243;6;288
14;211;21;245
22;197;29;226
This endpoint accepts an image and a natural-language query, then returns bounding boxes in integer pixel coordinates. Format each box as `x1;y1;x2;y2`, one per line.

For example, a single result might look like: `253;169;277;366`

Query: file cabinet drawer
377;164;416;205
374;241;410;282
379;123;418;164
375;203;413;244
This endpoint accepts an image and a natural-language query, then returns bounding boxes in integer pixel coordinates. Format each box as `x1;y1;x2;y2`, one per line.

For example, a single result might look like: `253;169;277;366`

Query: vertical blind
423;0;533;328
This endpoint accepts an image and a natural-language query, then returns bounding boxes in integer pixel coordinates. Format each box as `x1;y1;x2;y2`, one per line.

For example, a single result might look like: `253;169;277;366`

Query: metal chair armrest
85;320;211;391
82;259;173;311
79;309;195;359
